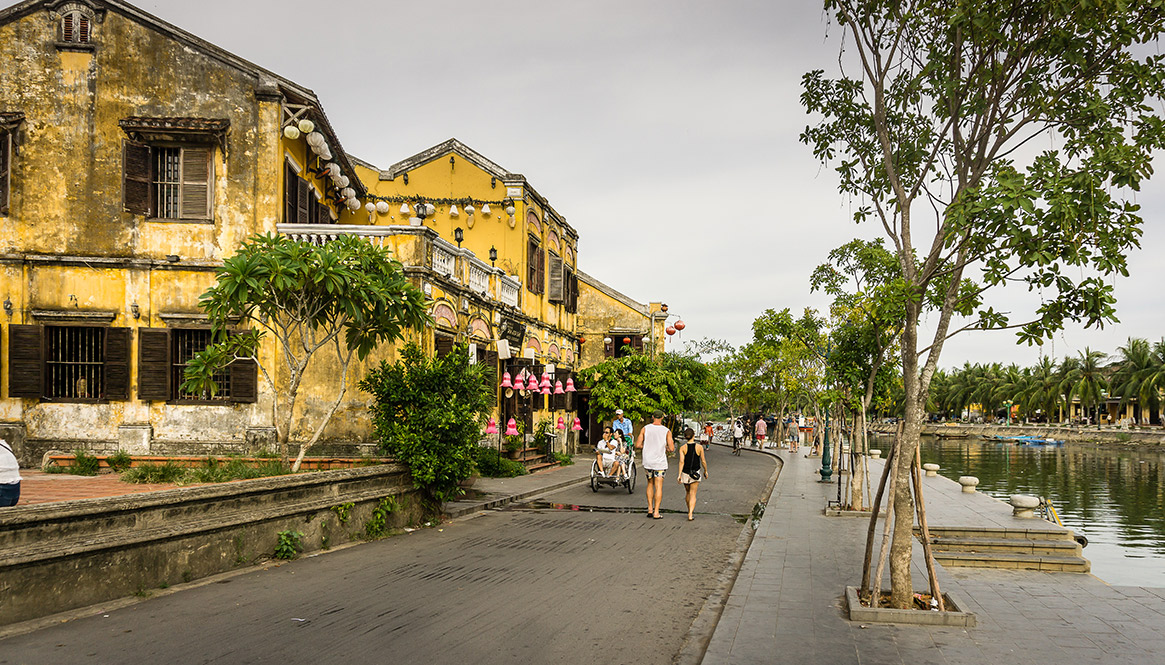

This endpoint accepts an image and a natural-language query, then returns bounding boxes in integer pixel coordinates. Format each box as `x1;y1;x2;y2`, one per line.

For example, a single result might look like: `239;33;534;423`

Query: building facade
0;0;667;464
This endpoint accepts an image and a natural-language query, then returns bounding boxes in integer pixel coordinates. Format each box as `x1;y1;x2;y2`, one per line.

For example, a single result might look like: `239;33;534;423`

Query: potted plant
505;420;525;459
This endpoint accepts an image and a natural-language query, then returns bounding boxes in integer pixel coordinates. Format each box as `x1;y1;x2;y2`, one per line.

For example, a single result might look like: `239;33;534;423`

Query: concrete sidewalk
702;449;1165;664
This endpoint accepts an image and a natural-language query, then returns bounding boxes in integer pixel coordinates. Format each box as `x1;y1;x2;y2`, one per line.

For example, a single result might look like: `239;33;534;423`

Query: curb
443;472;591;519
674;443;784;665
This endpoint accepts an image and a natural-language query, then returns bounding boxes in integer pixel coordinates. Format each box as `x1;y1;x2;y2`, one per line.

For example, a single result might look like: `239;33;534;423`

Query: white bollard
958;476;979;493
922;463;940;477
1010;494;1040;518
869;449;882;460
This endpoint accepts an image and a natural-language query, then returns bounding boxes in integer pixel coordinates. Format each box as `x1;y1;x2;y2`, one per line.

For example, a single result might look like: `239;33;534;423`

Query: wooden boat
935;432;970;440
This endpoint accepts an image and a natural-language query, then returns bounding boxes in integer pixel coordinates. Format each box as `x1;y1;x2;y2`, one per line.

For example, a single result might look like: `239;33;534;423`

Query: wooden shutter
137;328;171;401
229;357;258;403
296;176;310;224
284;162;297;224
548;253;564;303
77;14;90;43
527;237;539;293
536;247;545;294
104;327;131;400
569;272;579;313
0;133;9;214
62;13;74;41
123;140;152;215
8;324;42;399
435;334;455;358
632;336;644;354
483;350;499;407
180;148;211;219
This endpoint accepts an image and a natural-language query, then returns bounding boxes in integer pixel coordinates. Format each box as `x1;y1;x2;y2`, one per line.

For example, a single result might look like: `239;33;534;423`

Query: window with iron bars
45;326;104;400
171;328;230;401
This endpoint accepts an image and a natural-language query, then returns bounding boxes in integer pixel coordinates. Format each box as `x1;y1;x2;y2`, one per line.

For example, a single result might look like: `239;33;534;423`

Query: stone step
918;525;1076;542
928;535;1082;557
932;551;1090;573
524;461;560;473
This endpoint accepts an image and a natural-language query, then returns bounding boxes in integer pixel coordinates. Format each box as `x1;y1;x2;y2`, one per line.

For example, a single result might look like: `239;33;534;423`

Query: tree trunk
890;307;922;609
851;407;867;510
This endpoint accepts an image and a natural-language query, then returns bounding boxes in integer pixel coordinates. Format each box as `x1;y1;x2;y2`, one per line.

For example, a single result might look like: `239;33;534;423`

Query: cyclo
591;434;636;494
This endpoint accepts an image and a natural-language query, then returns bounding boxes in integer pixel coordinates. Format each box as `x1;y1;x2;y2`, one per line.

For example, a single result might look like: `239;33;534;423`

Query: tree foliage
182;234;430;470
577;350;719;423
360;343;494;505
804;0;1165;608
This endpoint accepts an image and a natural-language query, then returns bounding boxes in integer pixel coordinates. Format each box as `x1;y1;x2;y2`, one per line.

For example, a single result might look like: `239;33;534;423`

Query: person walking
754;417;767;449
635;410;675;519
787;418;800;453
0;439;22;507
676;428;709;521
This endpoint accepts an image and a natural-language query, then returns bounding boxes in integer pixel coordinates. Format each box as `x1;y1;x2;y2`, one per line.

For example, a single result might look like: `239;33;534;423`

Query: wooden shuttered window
229;357;258;403
435;334;455;358
123;140;152;215
527;237;546;295
0;132;9;214
179;148;211;220
547;253;564;303
104;328;131;400
284;162;297;225
284;161;328;225
482;350;499;407
138;328;171;401
62;12;91;43
8;324;43;399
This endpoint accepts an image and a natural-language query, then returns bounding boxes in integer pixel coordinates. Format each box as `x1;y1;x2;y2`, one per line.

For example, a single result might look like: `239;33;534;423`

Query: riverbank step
932;551;1090;573
918;526;1089;573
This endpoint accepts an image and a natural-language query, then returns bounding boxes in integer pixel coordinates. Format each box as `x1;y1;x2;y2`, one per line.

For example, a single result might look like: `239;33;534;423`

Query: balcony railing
432;245;457;280
499;276;520;307
469;263;491;295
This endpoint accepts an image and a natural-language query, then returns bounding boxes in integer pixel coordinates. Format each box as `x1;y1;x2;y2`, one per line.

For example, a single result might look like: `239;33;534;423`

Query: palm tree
1111;337;1153;424
1022;356;1063;423
1068;348;1108;425
1056;355;1080;423
1133;338;1165;425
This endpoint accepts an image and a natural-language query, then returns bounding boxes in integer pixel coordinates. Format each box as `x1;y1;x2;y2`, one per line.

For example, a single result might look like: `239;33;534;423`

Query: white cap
615;409;623;415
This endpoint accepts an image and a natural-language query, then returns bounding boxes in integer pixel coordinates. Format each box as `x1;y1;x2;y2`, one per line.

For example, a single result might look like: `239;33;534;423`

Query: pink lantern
540;372;551;389
504;418;519;436
554;380;565;395
485;418;498;434
541;383;551;396
674;320;686;331
666;326;676;336
565;378;576;392
500;371;513;389
526;374;540;391
556;416;565;430
571;417;583;431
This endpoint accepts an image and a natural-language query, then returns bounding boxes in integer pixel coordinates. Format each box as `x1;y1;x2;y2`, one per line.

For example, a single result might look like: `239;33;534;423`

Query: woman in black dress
676;428;709;521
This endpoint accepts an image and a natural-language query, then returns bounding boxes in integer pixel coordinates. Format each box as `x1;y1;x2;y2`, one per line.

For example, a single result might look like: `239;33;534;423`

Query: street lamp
819;339;834;483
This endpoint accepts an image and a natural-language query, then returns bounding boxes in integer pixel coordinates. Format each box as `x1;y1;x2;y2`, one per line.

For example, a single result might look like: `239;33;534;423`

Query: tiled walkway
702;450;1165;664
14;470;192;506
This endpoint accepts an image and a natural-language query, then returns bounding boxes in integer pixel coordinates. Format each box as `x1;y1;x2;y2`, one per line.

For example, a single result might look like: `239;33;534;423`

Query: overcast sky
140;0;1165;370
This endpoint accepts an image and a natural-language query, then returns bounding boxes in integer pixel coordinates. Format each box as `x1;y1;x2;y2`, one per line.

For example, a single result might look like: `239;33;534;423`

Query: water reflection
912;435;1165;587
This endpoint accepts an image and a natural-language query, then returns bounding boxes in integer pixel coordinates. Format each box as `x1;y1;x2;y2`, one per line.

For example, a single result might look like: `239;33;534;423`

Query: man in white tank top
635;410;675;519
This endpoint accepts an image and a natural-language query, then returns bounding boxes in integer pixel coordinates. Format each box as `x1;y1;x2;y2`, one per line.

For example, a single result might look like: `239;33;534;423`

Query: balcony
278;223;521;309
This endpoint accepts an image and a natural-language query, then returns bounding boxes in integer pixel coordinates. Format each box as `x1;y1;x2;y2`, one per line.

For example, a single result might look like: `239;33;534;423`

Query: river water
908;435;1165;587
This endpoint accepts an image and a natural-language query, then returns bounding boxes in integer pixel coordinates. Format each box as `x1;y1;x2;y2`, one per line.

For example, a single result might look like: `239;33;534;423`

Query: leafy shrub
121;462;187;484
474;447;528;478
274;530;304;560
360;343;494;504
67;449;101;476
106;450;134;472
553;452;574;466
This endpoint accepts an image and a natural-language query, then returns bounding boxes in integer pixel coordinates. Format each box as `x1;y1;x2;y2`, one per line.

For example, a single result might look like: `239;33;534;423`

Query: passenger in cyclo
595;427;622;478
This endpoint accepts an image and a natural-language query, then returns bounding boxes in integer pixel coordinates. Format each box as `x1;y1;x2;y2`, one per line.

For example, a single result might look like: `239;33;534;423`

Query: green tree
182;234;429;471
1111;337;1161;424
802;1;1165;608
1069;348;1110;426
360;343;494;506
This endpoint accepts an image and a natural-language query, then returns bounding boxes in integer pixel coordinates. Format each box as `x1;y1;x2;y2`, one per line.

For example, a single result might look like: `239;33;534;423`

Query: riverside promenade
702;449;1165;664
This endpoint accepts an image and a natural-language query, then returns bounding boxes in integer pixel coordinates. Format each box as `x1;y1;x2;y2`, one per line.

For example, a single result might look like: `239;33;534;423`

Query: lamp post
454;227;464;248
819;339;834;483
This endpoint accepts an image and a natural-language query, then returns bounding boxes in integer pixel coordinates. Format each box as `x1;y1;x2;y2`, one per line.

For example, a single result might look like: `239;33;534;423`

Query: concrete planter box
845;586;976;627
45;454;392;471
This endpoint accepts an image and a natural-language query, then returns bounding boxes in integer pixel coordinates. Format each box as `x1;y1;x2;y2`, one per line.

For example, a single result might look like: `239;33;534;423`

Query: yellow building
1;0;668;462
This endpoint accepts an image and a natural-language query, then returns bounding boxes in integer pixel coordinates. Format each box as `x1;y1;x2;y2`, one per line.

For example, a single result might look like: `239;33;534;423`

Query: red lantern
674;320;686;331
623;337;631;345
579;337;586;344
666;326;676;336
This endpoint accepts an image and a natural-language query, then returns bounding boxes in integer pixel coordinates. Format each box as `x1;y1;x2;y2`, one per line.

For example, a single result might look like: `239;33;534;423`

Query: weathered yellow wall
576;275;663;369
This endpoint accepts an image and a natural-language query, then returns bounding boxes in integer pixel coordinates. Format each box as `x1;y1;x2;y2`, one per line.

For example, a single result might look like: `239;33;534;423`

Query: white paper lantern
465;204;475;216
375;201;390;215
505;204;516;216
338;175;350;188
481;204;491;216
340;187;355;199
306;132;324;147
283;125;301;140
326;163;341;178
318;146;332;160
297;119;316;134
449;205;460;218
365;202;376;213
399;203;410;214
346;198;360;211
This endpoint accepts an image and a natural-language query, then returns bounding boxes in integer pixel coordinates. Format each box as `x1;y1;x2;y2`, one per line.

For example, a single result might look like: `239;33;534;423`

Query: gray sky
141;0;1165;369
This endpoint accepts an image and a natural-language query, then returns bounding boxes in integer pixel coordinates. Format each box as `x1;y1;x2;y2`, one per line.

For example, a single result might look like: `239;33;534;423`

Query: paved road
0;446;777;665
